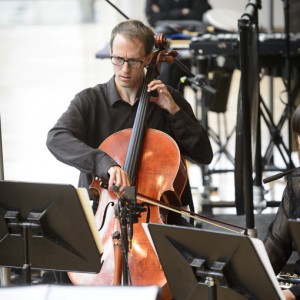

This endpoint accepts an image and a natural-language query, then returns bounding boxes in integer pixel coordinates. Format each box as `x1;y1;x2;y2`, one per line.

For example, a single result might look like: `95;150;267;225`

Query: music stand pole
5;211;44;285
21;226;31;284
192;258;227;300
205;276;217;300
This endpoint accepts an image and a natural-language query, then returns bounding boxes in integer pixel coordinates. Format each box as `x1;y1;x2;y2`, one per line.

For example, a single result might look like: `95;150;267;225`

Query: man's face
111;34;150;90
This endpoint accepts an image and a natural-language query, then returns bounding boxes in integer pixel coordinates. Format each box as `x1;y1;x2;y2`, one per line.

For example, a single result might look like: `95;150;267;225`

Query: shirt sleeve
263;179;294;275
46;92;119;180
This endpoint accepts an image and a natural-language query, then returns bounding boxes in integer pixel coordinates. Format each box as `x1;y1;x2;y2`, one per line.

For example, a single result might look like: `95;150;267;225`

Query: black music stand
146;223;284;300
0;180;102;285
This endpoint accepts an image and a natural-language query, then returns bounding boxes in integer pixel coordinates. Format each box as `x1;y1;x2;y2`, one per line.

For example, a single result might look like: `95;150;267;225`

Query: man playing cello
46;19;213;288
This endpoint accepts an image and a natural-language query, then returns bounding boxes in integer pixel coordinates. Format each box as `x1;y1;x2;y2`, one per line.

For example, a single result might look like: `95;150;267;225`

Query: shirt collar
107;76;122;106
107;75;142;106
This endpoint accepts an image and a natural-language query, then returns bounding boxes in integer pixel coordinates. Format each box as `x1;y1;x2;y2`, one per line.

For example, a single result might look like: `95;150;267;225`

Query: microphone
180;75;217;95
263;168;296;184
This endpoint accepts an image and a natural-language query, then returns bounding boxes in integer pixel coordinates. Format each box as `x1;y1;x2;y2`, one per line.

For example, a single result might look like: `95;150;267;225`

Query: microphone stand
263;167;296;184
282;0;293;169
174;59;216;95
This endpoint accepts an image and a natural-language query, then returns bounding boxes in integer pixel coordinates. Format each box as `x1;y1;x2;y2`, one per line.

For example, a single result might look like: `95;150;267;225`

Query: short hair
110;20;155;56
292;105;300;135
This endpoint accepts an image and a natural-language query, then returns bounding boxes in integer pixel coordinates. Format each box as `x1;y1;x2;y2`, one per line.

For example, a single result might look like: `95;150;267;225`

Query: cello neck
123;63;157;184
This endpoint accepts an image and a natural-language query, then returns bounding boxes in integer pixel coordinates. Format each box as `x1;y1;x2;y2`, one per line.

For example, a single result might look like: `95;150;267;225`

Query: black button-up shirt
46;75;212;205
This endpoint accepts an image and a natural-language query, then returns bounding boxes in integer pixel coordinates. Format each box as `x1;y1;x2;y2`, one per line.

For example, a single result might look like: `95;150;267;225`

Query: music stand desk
146;223;284;300
0;180;102;284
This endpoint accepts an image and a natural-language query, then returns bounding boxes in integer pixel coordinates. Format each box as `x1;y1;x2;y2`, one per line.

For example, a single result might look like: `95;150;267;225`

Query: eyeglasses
110;56;144;68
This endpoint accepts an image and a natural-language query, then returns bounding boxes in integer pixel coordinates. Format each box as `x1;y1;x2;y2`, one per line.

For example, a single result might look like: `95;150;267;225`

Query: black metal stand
283;0;293;170
0;180;102;284
147;223;284;300
234;0;261;227
193;0;300;217
4;211;41;284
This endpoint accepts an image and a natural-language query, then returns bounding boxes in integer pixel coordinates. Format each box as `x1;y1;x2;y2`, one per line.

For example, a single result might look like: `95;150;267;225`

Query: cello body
68;129;187;299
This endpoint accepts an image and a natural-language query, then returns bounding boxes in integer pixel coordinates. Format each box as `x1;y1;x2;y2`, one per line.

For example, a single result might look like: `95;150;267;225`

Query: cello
68;33;186;298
